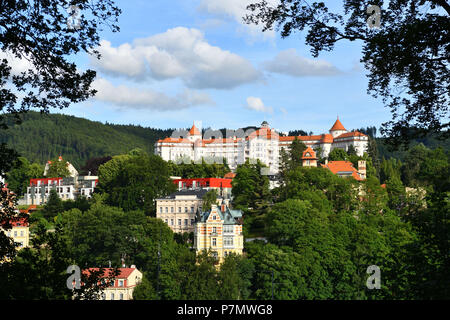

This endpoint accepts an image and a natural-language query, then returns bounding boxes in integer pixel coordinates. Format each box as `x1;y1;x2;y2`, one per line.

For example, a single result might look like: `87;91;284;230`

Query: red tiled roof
334;131;367;139
246;128;279;141
322;161;363;181
29;178;63;186
173;178;233;188
1;217;29;228
157;137;192;143
302;147;317;160
330;118;346;131
224;172;236;179
189;124;201;136
83;267;136;279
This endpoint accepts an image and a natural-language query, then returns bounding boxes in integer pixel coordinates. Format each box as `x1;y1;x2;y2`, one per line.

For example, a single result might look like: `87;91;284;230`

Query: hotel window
184;219;188;226
212;238;217;247
171;207;174;213
111;293;115;300
170;219;174;226
191;206;194;213
119;280;124;287
191;219;194;225
165;207;168;213
165;219;168;224
178;207;181;213
66;187;70;193
119;293;124;300
178;219;181;226
185;207;188;213
212;227;216;234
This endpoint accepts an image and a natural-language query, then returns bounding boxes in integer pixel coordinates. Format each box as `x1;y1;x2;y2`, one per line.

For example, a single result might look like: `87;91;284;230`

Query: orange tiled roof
246;128;279;141
224;172;236;179
157;137;192;143
330;118;346;131
322;161;363;181
189;124;201;136
302;146;317;160
334;131;367;139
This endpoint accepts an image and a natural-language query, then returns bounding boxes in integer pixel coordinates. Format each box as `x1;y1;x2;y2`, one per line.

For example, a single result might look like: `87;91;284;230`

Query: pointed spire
330;117;346;131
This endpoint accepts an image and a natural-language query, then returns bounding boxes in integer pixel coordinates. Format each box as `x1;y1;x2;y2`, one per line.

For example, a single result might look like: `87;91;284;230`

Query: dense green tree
0;223;116;299
202;189;218;211
6;156;43;196
232;160;271;214
43;189;64;220
328;148;348;161
45;158;71;178
218;253;254;300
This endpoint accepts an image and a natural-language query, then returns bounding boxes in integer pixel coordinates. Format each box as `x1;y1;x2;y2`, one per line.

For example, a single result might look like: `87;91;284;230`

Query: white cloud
91;78;214;110
264;49;342;77
0;50;35;76
92;27;262;89
245;96;273;113
198;0;279;39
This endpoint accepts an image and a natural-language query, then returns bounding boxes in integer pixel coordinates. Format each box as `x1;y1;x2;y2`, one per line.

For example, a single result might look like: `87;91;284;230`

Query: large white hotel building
155;118;369;175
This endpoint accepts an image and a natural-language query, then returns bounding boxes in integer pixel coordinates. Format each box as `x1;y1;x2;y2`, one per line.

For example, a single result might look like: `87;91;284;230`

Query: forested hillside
0;112;174;168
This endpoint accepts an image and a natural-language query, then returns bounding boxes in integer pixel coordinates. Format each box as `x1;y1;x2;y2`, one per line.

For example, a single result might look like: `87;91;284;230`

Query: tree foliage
244;0;450;147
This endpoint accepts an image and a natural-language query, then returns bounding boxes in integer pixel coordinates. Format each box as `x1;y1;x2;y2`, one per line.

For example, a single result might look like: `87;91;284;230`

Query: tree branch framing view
0;0;448;306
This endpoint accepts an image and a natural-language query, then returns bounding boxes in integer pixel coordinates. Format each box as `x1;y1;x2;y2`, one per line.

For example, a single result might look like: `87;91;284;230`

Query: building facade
155;118;369;175
82;267;143;300
0;217;30;250
25;176;98;205
156;189;209;233
193;203;243;264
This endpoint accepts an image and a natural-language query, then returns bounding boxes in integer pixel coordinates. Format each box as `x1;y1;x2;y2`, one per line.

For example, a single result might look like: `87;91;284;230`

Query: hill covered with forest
0;111;448;170
0;112;174;169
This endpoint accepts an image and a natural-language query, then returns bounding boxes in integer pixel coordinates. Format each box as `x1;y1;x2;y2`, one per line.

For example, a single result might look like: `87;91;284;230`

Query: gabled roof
198;205;243;224
302;146;317;160
330;118;346;131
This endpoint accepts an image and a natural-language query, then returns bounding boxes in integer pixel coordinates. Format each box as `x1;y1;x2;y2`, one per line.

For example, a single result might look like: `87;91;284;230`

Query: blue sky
64;0;390;135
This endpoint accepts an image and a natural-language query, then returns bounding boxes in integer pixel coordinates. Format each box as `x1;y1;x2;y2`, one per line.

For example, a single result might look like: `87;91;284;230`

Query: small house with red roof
81;266;142;300
321;160;366;181
301;146;318;167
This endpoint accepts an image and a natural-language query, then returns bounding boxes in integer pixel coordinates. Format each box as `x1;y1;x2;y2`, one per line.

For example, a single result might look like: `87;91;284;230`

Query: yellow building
193;203;243;264
1;216;30;250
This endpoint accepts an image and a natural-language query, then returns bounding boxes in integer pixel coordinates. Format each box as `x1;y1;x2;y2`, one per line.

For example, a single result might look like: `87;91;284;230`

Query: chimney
192;180;196;189
130;264;136;269
178;181;182;191
325;159;328;165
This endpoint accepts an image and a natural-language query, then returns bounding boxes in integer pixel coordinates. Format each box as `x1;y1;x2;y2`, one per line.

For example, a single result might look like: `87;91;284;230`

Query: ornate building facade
155;118;369;175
